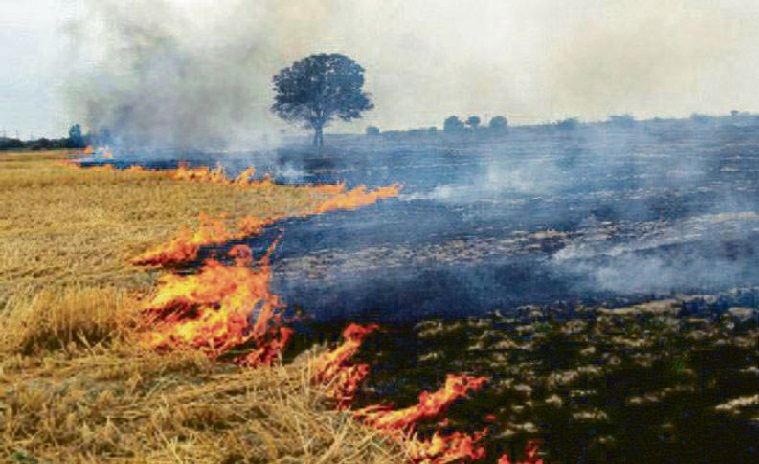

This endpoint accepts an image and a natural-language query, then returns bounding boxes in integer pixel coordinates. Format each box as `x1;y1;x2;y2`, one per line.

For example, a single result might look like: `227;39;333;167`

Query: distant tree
555;117;579;130
271;54;373;146
68;124;85;148
731;110;740;117
0;137;24;151
443;116;464;132
488;115;508;131
365;125;380;136
466;116;481;129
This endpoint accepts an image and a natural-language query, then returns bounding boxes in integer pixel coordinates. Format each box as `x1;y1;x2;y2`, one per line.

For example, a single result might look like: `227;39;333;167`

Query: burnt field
86;117;759;462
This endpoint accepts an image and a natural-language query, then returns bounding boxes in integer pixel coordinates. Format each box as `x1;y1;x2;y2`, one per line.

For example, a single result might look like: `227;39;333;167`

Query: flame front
497;441;544;464
355;374;488;431
141;244;289;366
132;213;240;266
405;430;487;464
69;159;545;464
132;184;401;267
311;323;379;407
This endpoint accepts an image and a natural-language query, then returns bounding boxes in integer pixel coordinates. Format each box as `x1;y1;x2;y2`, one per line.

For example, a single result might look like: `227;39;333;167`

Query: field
0;151;401;463
3;115;759;464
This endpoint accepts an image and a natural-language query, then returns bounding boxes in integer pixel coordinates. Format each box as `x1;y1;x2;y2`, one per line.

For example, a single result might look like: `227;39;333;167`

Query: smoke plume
65;0;337;149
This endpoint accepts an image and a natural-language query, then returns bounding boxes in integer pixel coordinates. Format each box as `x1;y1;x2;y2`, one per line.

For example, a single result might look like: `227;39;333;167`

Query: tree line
0;124;92;151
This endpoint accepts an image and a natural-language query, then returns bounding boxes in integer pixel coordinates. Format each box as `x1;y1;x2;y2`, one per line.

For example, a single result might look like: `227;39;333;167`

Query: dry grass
0;344;401;463
0;151;327;295
0;151;403;463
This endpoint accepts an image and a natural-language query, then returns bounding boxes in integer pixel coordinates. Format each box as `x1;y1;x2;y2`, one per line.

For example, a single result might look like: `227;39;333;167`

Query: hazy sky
3;0;759;139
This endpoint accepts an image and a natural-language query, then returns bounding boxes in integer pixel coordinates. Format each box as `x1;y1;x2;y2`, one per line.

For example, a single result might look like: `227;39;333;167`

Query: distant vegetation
272;53;373;146
0;124;91;152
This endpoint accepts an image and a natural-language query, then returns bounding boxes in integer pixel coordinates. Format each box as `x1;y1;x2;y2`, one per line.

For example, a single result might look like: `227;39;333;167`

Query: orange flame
141;244;289;366
405;430;487;464
497;441;544;464
132;184;401;267
313;184;401;214
312;323;379;407
170;162;267;187
355;374;488;431
89;164;116;172
132;213;238;266
234;166;257;185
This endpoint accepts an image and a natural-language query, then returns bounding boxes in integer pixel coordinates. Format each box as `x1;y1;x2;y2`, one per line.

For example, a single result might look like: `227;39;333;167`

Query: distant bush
555;117;579;130
443;116;464;132
465;116;481;129
0;137;24;150
488;116;508;131
365;126;380;136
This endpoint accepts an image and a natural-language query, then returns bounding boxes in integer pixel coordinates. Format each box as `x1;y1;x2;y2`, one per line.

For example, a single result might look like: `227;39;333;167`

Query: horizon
3;1;759;141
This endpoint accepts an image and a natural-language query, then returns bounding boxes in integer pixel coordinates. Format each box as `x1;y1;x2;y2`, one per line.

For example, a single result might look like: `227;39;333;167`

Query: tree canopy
271;54;373;146
443;116;464;132
488;116;508;131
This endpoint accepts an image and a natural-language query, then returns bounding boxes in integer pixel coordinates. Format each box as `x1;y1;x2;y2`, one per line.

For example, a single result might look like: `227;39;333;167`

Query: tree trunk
312;126;324;146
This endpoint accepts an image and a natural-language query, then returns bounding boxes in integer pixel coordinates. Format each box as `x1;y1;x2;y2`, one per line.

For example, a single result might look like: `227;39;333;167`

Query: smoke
61;0;759;147
64;0;337;149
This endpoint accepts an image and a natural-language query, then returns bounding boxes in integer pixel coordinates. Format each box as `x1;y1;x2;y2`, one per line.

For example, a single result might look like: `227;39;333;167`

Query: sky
2;0;759;140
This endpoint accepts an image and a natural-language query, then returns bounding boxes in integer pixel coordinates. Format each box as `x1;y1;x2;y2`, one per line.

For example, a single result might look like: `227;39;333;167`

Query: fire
132;183;401;267
171;162;231;184
132;213;238;266
313;184;401;213
65;158;541;464
497;441;544;464
234;166;257;185
352;374;491;463
89;164;116;172
311;323;379;407
170;162;267;187
310;182;348;195
355;374;488;431
405;430;487;464
141;244;289;366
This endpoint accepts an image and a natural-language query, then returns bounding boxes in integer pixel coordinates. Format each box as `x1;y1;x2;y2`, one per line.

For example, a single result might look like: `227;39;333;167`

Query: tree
488;116;508;131
466;115;481;129
366;125;380;136
443;116;464;132
68;124;85;148
271;54;373;146
555;117;579;130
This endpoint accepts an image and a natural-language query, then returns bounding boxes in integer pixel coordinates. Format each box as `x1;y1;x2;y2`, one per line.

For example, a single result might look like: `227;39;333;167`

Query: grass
0;151;328;296
0;151;403;463
1;345;400;463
